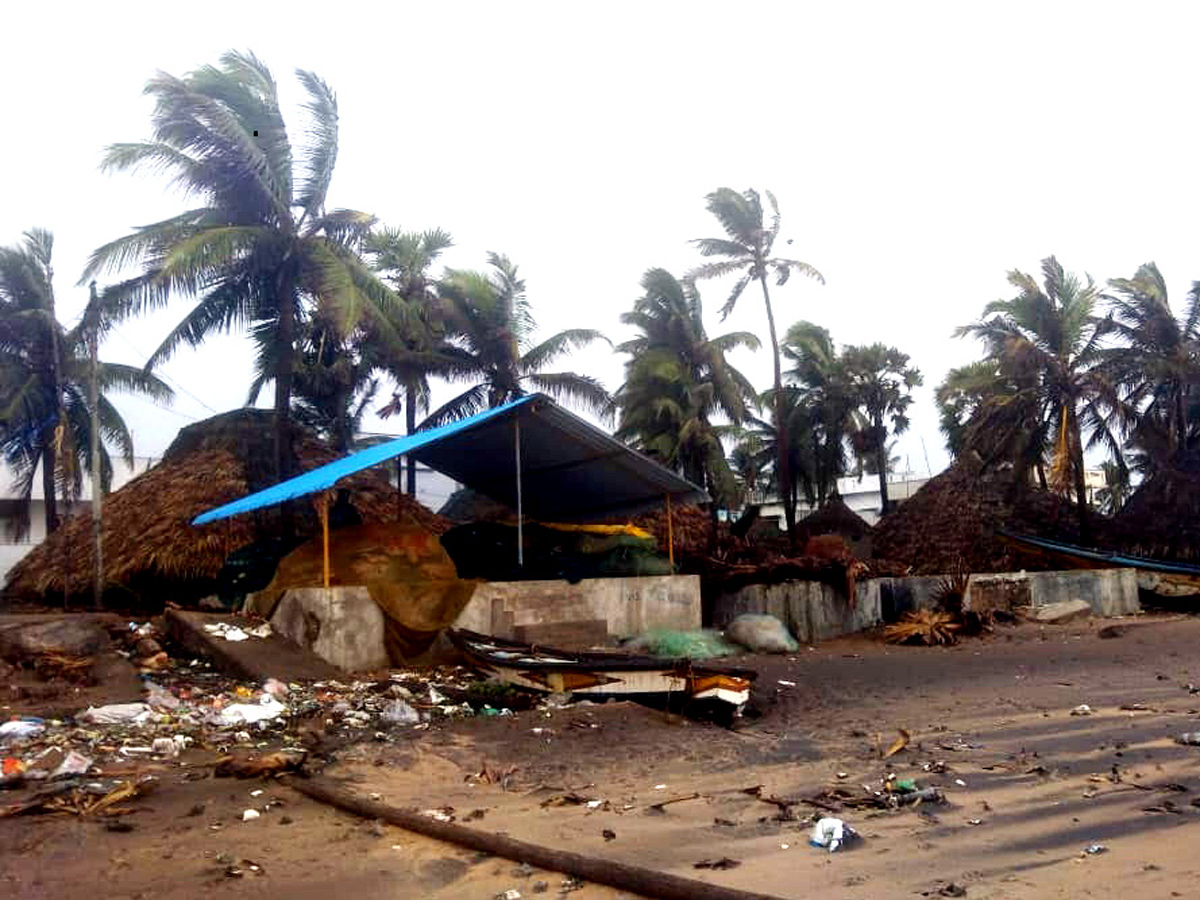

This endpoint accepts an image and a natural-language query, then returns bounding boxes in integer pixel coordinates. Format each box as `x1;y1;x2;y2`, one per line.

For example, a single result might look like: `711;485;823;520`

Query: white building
755;470;932;529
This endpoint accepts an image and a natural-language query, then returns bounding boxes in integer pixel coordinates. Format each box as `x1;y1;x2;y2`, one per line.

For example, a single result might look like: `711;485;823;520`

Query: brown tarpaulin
246;522;479;661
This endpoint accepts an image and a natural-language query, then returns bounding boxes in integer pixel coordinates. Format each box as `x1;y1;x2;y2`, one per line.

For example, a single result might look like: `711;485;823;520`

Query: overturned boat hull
998;529;1200;596
448;629;756;709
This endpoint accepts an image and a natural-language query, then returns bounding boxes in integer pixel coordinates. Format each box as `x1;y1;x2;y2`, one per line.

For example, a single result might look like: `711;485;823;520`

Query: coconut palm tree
839;343;922;515
957;257;1122;539
614;269;760;511
1101;262;1200;472
82;50;401;487
0;229;172;537
423;253;610;425
782;321;860;507
365;226;462;494
690;187;824;539
247;314;379;453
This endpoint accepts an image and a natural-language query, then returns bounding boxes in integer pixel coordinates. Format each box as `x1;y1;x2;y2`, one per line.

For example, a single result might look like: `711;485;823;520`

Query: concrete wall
876;568;1141;621
711;566;1141;647
711;580;881;644
455;574;701;640
1025;568;1140;616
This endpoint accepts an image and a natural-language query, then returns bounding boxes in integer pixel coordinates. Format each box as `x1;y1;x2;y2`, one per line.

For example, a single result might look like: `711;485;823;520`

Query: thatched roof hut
872;460;1115;575
797;497;873;543
1114;451;1200;563
3;409;448;606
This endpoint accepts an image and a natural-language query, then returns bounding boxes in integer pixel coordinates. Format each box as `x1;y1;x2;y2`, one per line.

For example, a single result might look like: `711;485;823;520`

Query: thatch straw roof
872;460;1115;575
1114;451;1200;563
797;497;873;542
3;409;448;604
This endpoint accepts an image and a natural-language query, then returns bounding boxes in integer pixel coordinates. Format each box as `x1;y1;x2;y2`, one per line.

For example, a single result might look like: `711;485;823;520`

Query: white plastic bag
809;817;856;852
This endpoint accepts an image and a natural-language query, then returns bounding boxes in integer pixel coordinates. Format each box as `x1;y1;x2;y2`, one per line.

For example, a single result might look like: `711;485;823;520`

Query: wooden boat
998;529;1200;596
448;628;757;709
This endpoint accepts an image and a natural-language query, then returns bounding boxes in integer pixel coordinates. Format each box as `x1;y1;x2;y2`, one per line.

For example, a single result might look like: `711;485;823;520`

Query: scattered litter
380;699;420;726
778;679;797;687
653;784;666;790
218;697;287;726
242;809;260;821
809;817;856;852
1176;733;1200;746
780;843;790;850
49;750;93;779
496;891;521;900
954;779;967;787
428;687;447;704
422;807;455;822
883;729;911;759
1083;843;1108;855
80;704;152;725
0;720;44;743
204;623;249;642
694;857;741;870
966;818;983;826
215;750;307;778
1070;705;1093;717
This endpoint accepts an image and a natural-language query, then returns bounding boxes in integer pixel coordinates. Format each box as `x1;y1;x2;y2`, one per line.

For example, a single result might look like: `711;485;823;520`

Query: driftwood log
287;776;789;900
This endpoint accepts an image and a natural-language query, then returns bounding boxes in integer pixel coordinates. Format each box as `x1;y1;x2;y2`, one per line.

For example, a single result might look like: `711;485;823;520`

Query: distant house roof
194;394;707;526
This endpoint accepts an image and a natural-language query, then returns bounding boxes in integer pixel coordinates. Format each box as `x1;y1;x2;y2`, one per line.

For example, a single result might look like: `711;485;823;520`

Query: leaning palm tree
1101;262;1200;472
0;229;172;537
614;268;760;513
365;226;464;494
782;321;860;507
957;257;1123;539
423;252;610;425
690;188;824;540
82;50;401;487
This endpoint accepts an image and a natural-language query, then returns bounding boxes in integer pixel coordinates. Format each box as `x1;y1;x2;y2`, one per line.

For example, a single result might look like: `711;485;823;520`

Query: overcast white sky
4;1;1200;478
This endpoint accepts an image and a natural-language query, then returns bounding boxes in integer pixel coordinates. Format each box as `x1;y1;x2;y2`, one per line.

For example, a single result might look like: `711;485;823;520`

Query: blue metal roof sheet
192;394;707;525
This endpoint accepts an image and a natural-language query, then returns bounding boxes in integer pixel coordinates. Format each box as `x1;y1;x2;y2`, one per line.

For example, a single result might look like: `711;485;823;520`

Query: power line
107;328;220;415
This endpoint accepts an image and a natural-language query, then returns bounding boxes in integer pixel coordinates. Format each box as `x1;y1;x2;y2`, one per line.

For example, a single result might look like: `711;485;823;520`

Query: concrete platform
164;609;344;683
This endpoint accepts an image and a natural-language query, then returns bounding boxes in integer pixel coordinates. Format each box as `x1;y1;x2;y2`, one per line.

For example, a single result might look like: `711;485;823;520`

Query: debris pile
873;460;1116;575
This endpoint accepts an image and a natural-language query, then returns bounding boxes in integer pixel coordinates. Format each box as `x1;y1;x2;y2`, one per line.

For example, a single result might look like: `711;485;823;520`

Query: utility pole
88;282;104;611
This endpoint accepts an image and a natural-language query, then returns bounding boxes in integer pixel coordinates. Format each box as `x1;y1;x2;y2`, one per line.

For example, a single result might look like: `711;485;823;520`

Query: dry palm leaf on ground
883;610;962;646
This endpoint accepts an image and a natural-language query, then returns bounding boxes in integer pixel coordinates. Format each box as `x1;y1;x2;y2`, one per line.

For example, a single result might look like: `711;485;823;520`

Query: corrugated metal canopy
193;394;707;525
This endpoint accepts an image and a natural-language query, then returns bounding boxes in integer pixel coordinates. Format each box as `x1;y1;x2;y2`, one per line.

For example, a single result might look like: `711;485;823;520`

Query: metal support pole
515;418;524;568
665;493;674;569
88;284;103;611
319;492;331;589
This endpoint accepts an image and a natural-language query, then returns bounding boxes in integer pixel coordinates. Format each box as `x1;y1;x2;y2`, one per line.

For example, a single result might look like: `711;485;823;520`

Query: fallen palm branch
883;610;961;645
288;776;789;900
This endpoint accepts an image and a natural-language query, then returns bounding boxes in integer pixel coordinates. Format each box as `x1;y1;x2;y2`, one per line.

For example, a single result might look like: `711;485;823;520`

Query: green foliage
0;229;172;537
689;187;823;538
956;256;1123;533
424;253;610;426
839;343;922;512
84;50;401;481
615;269;757;507
1100;262;1200;473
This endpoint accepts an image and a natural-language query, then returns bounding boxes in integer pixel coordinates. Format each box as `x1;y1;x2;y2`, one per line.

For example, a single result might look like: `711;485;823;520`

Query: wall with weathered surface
271;586;390;673
1025;568;1140;616
711;580;881;644
877;568;1140;620
456;575;702;640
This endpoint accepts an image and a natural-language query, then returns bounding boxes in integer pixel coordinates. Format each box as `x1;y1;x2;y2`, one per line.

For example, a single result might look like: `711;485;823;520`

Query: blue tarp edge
192;395;537;525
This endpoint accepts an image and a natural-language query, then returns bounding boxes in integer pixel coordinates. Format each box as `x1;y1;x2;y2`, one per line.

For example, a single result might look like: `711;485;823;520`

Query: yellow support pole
665;493;674;568
319;492;331;589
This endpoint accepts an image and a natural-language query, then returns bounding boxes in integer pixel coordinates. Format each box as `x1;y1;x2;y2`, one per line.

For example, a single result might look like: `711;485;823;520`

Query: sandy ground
4;613;1200;900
